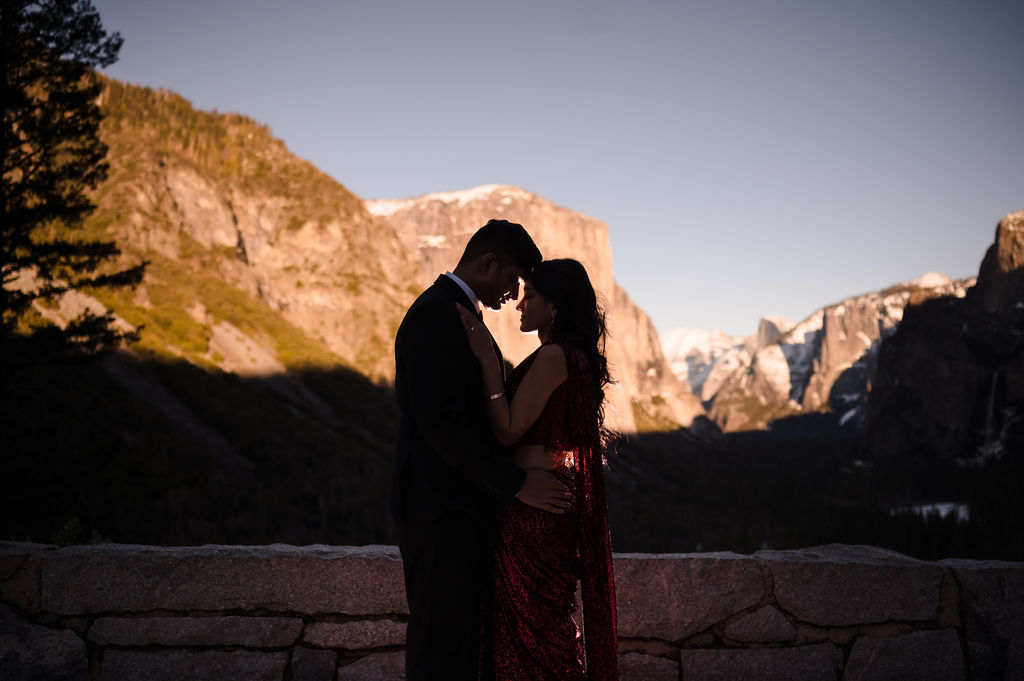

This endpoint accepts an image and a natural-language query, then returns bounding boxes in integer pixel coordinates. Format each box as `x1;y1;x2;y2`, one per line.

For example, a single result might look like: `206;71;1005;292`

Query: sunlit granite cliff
93;79;418;380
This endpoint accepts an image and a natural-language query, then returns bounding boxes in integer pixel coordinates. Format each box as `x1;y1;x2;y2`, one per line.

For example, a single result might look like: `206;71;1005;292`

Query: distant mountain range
662;317;792;404
661;274;973;432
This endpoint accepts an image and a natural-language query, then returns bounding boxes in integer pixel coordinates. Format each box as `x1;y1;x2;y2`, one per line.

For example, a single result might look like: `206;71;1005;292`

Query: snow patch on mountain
661;317;795;401
908;272;955;289
660;327;744;398
418;235;448;249
366;184;534;217
662;272;974;431
779;310;824;404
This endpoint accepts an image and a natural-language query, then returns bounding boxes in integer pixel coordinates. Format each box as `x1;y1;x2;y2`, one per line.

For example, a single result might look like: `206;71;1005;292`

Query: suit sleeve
396;300;526;504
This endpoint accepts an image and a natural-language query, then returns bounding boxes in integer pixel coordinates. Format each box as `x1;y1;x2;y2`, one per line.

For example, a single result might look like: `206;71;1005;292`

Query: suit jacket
392;275;526;527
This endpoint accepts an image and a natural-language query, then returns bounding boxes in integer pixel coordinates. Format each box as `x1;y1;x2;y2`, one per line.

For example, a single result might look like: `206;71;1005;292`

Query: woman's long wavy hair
528;259;611;428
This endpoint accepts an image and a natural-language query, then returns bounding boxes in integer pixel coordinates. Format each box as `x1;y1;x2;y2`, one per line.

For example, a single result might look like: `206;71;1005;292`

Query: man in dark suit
393;219;571;680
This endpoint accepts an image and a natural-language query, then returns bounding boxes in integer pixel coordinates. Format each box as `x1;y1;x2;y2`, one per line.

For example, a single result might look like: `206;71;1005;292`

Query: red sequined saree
480;342;618;681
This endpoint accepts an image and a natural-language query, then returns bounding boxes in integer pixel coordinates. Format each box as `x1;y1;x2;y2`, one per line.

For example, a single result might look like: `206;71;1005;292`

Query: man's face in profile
481;262;525;311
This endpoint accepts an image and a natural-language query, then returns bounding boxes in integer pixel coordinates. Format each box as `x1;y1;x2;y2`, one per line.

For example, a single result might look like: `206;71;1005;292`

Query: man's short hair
457;219;542;271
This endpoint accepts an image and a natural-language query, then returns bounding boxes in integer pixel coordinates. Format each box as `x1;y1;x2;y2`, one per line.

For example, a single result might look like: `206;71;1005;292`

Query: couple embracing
392;219;618;681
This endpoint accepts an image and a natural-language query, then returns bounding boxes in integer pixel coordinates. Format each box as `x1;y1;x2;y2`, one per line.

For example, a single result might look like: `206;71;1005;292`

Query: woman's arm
397;299;527;501
458;304;568;446
484;343;567;447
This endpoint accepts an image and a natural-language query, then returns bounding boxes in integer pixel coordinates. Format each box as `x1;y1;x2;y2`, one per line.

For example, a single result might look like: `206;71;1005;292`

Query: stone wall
1;542;1021;681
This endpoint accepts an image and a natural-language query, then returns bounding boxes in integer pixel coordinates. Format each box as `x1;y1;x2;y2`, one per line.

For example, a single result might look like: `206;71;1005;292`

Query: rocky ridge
663;274;972;432
661;316;792;403
866;211;1024;461
368;185;704;432
93;79;417;380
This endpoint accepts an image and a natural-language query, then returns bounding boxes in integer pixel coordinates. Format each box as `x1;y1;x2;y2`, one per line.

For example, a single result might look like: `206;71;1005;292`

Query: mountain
866;211;1024;462
662;274;972;432
92;79;418;380
2;78;420;546
661;316;792;403
367;185;704;432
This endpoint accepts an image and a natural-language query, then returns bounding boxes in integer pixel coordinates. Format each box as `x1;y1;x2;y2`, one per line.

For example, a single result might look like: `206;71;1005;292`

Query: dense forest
5;355;1020;562
606;421;1022;561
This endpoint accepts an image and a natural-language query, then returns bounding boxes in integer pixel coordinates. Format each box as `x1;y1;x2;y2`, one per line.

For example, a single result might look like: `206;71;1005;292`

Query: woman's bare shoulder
532;343;568;377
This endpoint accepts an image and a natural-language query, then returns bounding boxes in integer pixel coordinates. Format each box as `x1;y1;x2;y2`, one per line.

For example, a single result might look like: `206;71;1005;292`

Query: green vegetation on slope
93;247;343;370
83;77;402;377
99;78;364;229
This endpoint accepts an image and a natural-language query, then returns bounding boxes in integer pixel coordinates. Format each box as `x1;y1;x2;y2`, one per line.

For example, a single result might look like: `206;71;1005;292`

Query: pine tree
1;0;143;363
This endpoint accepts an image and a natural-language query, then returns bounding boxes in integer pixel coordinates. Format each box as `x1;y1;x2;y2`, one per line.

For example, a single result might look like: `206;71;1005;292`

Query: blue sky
94;0;1023;337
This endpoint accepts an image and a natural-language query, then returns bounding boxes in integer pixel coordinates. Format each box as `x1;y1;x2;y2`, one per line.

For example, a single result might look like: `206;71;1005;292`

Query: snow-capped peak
907;272;953;289
660;326;741;359
660;326;748;398
366;184;533;217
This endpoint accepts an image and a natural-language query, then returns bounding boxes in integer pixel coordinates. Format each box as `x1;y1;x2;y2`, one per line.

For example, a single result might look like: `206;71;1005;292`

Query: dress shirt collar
445;271;483;314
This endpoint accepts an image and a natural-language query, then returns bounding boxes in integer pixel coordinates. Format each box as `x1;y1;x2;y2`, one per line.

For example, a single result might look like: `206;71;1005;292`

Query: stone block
845;629;966;681
943;559;1024;681
0;603;88;681
723;605;794;643
0;546;30;583
679;643;842;681
618;652;678;681
1;554;43;614
615;552;765;640
88;615;302;646
756;544;944;626
291;647;337;681
41;543;406;615
1;543;52;614
102;649;287;681
0;556;22;587
0;543;53;565
337;651;405;681
305;619;405;649
936;570;962;628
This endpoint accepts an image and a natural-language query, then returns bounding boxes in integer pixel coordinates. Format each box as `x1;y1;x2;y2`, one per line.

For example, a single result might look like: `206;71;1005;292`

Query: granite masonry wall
1;541;1021;681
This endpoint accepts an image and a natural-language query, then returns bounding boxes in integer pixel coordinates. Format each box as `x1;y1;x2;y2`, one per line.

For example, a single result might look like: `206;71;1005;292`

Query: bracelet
487;390;505;401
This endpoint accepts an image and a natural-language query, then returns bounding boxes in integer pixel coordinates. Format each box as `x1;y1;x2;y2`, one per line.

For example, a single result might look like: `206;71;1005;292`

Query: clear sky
93;0;1023;337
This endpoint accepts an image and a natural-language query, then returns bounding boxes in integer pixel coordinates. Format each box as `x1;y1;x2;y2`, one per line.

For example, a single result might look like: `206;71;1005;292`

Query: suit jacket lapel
434;275;506;379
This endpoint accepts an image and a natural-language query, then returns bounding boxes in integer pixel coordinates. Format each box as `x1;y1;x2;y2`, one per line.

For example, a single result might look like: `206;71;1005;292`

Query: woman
458;258;618;681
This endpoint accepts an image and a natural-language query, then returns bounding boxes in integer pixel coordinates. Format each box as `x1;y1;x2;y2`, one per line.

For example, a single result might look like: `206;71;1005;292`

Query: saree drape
480;342;618;681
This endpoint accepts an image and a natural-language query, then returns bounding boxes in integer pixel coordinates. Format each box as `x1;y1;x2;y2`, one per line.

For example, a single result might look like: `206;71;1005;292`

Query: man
393;219;571;680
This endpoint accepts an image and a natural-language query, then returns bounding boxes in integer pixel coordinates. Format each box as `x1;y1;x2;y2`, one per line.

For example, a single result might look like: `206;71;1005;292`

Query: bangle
487;390;505;401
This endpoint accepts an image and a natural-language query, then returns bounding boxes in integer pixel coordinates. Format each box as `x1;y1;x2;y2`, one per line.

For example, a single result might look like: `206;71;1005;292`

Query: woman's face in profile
516;282;556;334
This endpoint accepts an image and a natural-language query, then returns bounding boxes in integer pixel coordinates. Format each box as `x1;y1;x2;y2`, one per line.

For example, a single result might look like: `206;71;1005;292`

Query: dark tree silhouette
1;0;143;363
